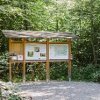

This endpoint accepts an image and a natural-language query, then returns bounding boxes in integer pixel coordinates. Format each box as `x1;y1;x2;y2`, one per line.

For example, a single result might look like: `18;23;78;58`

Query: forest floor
14;81;100;100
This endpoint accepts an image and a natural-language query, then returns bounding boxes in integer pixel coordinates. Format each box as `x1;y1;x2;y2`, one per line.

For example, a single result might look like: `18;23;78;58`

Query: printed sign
25;44;46;60
49;44;68;59
25;43;69;60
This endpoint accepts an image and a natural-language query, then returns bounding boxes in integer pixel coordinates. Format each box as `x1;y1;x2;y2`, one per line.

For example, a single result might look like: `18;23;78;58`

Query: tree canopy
0;0;100;82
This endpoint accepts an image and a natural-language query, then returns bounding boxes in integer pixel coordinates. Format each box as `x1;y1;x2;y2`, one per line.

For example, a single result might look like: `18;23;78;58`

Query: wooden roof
2;30;77;39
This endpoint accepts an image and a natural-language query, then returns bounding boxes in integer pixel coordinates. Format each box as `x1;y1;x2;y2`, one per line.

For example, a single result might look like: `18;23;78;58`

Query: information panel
25;43;69;60
25;44;46;60
49;44;68;59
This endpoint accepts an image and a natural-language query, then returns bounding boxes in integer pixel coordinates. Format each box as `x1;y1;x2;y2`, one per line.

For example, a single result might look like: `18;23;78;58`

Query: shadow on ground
16;81;100;100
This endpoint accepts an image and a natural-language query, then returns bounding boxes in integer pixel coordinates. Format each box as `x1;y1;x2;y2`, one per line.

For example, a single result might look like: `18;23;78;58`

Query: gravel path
16;81;100;100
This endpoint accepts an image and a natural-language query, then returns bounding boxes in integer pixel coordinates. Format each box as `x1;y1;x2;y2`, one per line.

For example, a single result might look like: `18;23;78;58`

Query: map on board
25;43;69;60
54;45;68;56
49;44;68;59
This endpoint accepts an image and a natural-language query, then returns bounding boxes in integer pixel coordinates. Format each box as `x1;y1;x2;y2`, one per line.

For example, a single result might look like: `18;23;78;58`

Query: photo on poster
40;53;46;57
27;51;34;57
34;47;40;52
18;55;23;60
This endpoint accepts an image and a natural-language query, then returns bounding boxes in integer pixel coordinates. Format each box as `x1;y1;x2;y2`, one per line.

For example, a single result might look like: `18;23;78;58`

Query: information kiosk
2;30;77;82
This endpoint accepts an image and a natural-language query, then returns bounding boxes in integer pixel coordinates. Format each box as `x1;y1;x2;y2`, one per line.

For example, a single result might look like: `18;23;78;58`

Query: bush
50;62;67;80
72;64;81;80
91;70;100;82
72;64;100;82
0;52;9;81
8;94;21;100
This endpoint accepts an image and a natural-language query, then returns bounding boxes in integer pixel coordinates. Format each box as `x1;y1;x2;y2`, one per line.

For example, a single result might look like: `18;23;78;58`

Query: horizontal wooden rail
10;41;70;44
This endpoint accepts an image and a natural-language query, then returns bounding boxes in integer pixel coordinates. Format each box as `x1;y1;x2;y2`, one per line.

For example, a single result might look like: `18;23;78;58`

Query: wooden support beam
9;62;12;82
46;38;50;82
22;38;26;82
9;39;12;81
68;39;72;82
10;41;70;44
68;60;72;82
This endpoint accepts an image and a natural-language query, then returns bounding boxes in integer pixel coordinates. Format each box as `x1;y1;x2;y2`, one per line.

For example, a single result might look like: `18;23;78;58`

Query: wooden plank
3;30;77;39
9;39;12;81
50;42;69;44
46;38;50;82
10;41;69;44
68;39;72;81
10;41;22;43
68;60;72;81
22;38;26;82
9;59;70;63
11;41;46;44
9;63;12;82
50;59;68;62
10;43;23;54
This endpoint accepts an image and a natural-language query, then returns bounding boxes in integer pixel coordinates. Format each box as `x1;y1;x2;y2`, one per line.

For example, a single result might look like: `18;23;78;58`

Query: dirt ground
16;81;100;100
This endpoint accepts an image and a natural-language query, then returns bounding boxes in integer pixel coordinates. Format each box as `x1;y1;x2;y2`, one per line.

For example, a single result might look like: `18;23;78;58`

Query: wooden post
9;62;12;82
22;38;26;82
9;39;12;82
68;39;72;82
46;38;50;82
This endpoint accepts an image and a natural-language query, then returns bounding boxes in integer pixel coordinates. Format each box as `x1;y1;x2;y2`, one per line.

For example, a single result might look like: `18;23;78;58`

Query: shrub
8;94;21;100
91;70;100;82
0;52;9;81
72;64;100;82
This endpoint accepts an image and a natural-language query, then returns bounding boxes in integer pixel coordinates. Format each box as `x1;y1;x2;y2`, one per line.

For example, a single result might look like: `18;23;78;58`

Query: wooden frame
46;38;50;82
8;38;72;82
9;39;12;81
22;38;26;82
68;39;72;81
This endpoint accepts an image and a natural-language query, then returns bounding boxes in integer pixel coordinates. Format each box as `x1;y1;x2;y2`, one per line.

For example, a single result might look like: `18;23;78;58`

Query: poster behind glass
25;44;46;60
49;44;69;59
25;43;69;60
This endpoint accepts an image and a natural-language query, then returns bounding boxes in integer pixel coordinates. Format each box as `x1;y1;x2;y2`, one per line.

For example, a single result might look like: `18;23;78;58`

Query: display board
25;44;46;60
25;43;69;60
49;44;68;59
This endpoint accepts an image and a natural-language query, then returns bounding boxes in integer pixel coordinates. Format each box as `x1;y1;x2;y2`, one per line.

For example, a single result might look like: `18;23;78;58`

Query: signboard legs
9;39;12;81
46;38;50;82
9;62;12;81
68;39;72;81
22;38;26;82
68;60;72;81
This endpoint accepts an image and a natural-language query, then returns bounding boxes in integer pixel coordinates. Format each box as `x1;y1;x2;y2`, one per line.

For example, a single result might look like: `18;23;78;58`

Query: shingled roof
2;30;77;39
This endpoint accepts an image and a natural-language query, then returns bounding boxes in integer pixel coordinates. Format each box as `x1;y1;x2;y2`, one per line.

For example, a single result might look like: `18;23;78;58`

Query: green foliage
72;64;100;82
8;94;21;100
0;52;9;81
26;63;46;81
91;71;100;82
0;52;9;66
0;88;2;99
50;62;67;80
0;0;100;82
70;0;100;65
